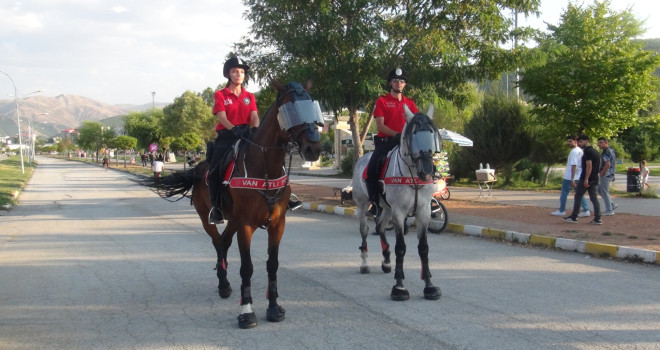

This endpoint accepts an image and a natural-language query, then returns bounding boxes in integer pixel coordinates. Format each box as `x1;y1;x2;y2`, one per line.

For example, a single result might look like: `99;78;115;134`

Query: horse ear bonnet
286;82;310;102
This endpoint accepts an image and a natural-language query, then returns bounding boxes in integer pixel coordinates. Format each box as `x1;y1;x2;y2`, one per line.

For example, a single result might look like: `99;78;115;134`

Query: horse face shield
277;100;323;142
410;128;442;179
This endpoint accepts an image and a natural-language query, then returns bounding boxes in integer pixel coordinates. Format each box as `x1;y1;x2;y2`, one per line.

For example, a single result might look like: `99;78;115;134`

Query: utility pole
1;70;25;174
151;91;156;109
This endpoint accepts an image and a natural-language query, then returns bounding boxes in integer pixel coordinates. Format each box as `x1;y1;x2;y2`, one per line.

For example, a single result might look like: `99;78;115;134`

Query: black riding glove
231;126;247;139
393;133;402;145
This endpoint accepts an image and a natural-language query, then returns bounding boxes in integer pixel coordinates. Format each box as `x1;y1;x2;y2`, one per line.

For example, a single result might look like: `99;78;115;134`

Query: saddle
362;148;433;192
206;140;245;209
362;156;390;182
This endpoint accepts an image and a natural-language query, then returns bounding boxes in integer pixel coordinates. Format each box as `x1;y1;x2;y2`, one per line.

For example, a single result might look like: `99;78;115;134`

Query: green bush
341;150;355;175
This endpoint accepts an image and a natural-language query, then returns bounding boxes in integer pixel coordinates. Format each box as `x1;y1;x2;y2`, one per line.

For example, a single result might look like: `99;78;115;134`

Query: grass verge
0;156;35;208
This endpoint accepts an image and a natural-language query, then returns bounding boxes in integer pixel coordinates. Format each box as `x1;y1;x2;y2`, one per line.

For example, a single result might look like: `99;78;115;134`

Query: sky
1;0;659;106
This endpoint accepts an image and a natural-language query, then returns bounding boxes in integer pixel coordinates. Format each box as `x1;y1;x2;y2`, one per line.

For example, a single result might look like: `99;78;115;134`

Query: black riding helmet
223;57;250;79
387;67;407;82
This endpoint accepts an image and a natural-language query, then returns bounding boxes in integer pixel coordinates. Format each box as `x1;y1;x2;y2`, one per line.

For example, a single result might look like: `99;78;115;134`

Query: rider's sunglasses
391;79;406;84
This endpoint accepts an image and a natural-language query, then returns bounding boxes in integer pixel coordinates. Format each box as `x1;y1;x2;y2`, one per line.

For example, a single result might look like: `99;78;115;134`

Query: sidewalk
289;168;660;264
290;167;659;217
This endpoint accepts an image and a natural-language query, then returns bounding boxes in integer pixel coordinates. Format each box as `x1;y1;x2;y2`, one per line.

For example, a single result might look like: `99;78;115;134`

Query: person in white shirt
552;135;590;216
152;154;165;178
641;160;650;190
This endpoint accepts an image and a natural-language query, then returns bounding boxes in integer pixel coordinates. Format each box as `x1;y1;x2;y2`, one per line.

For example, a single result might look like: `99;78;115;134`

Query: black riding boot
366;181;381;217
207;168;225;225
288;194;302;211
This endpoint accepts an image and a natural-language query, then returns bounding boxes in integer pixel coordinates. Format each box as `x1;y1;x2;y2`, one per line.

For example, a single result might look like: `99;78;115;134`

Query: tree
171;132;203;169
77;121;115;162
519;1;660;137
199;87;216;108
458;94;532;185
111;135;138;168
236;0;540;162
619;116;660;162
162;90;215;143
123;109;163;151
618;77;660;162
55;138;76;155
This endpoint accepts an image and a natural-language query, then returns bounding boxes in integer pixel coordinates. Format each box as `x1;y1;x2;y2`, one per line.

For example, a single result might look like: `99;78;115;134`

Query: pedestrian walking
597;137;617;215
102;156;109;172
641;160;650;190
152;155;165;178
564;135;602;224
551;135;590;217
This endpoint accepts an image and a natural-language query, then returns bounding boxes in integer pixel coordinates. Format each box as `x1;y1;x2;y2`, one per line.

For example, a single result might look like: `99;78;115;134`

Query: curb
301;201;659;265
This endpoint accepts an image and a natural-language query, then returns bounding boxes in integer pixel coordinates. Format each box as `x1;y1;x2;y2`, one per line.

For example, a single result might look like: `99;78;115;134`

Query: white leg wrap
241;303;253;314
360;251;368;266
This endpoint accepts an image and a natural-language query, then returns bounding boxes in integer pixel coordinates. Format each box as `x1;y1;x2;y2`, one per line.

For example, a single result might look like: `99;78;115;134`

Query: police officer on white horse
366;68;419;216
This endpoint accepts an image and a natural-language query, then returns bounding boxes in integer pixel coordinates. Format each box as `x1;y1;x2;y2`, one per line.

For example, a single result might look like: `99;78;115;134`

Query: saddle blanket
361;157;431;185
229;175;289;189
223;159;288;189
383;177;433;185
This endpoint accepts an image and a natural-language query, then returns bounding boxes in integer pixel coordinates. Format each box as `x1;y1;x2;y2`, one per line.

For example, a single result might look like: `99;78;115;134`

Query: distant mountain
115;102;168;111
0;94;165;138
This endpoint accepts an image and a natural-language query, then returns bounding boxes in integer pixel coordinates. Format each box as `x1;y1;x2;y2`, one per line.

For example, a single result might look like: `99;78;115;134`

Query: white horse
351;105;442;301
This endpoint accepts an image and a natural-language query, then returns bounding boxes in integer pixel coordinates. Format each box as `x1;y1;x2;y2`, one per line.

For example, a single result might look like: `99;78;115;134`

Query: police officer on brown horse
207;57;303;225
207;57;260;224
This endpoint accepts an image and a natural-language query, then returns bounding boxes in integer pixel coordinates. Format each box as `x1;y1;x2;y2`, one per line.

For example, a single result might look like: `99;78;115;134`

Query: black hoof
424;286;442;300
218;285;232;299
237;312;258;329
381;262;391;273
390;286;410;301
266;304;286;322
360;266;370;274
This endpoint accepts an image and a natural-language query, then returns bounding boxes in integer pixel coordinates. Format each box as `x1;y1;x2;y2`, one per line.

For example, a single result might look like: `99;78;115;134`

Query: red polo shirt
373;93;418;137
212;87;258;131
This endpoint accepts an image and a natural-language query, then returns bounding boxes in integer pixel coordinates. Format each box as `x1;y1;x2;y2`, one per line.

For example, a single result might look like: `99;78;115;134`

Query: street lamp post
151;91;155;109
10;90;45;166
0;70;25;174
29;113;49;164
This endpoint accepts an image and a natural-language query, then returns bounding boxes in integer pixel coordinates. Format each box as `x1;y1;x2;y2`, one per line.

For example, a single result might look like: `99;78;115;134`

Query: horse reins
235;87;306;229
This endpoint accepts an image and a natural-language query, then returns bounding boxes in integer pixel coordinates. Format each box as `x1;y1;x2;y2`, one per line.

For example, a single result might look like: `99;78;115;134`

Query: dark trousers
366;136;398;202
570;180;601;220
208;130;238;208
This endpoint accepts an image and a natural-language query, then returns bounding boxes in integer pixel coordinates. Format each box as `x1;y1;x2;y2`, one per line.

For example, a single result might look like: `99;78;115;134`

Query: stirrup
288;194;302;211
430;198;441;213
368;202;380;217
208;207;225;225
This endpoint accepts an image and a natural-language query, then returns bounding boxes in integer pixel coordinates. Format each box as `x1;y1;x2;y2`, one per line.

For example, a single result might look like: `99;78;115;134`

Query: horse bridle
238;83;320;228
396;114;439;217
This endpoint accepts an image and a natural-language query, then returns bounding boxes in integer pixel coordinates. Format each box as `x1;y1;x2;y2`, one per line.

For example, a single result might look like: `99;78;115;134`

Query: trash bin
626;167;642;192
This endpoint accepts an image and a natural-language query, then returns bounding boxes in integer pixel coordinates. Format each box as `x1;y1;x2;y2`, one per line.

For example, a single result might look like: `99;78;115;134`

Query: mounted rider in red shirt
207;57;260;224
207;57;303;225
366;68;419;216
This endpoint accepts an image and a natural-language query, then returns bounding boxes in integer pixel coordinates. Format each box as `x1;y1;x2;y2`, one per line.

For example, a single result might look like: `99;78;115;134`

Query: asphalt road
1;157;659;350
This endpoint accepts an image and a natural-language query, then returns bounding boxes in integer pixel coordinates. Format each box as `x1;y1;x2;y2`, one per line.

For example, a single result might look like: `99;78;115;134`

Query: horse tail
140;167;200;202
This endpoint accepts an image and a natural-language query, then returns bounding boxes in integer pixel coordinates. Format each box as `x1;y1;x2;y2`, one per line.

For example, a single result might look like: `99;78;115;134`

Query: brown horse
143;80;322;328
